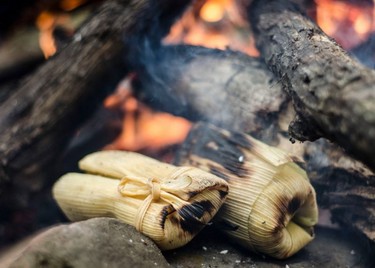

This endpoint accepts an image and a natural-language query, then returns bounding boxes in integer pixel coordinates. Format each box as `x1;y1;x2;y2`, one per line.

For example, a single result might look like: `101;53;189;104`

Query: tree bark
249;0;375;171
134;44;375;249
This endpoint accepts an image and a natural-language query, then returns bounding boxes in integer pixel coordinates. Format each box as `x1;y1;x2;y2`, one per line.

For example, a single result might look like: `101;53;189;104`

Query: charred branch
133;44;287;143
249;0;375;171
0;0;132;193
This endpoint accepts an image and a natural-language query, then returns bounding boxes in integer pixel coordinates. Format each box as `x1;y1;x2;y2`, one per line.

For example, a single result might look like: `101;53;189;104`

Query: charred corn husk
177;124;319;259
53;151;228;250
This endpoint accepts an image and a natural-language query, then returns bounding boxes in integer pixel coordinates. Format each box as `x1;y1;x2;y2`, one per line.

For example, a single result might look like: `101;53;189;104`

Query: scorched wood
133;44;287;142
0;0;191;190
249;0;375;171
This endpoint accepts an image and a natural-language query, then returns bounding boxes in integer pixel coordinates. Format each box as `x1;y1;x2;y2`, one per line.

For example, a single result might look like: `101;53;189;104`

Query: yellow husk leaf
53;151;229;250
180;126;319;259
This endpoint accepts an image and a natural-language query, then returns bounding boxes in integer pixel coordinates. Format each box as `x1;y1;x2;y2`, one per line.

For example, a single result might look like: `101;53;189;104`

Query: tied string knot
148;178;161;201
118;167;196;232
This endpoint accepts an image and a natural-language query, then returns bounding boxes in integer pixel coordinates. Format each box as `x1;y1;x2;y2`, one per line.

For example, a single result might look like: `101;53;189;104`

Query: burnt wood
250;0;375;171
133;45;288;143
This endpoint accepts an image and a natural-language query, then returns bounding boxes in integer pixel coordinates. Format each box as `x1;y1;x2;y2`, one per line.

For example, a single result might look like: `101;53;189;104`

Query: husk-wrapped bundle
53;151;228;250
177;124;319;259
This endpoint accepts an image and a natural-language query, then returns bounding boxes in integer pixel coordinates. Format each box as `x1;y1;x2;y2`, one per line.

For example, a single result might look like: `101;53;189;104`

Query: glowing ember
315;0;375;49
164;0;259;57
200;0;226;23
36;12;58;58
36;0;88;58
103;76;192;152
60;0;87;11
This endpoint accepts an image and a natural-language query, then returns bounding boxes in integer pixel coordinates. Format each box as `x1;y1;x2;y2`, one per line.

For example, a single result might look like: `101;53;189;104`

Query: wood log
133;45;287;143
133;44;375;249
0;0;191;246
249;0;375;171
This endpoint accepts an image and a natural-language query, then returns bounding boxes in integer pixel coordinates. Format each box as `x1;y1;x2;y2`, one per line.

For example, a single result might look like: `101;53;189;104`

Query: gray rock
9;218;169;268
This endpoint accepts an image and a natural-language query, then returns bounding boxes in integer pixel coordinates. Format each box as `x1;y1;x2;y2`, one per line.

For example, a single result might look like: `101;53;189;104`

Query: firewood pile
0;0;374;267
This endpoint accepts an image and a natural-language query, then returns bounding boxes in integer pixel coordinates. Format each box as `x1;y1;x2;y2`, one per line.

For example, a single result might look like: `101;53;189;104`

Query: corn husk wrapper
178;125;319;259
53;151;228;250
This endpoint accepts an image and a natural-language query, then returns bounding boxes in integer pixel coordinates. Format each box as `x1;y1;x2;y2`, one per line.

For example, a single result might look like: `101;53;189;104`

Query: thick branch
249;0;375;171
0;0;130;185
0;0;191;190
134;45;287;142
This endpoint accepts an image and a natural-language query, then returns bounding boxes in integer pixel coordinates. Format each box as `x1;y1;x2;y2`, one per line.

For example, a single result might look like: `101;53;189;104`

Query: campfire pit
0;0;375;267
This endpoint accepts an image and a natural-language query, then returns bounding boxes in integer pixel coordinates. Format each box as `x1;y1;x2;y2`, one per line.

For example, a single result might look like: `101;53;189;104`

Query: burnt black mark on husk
216;219;239;231
273;196;303;234
228;132;254;150
219;190;228;199
273;211;286;234
290;156;306;169
288;196;302;215
159;206;170;229
187;190;199;199
191;125;252;177
177;200;214;234
179;200;214;220
209;166;231;181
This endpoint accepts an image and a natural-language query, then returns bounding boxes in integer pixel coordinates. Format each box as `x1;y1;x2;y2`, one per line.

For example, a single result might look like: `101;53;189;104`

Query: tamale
176;123;319;259
53;151;228;250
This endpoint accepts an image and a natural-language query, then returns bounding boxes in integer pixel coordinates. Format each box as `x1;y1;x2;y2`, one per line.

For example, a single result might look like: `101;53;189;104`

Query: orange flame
315;0;374;49
36;0;87;58
200;0;226;23
36;12;58;58
60;0;87;11
103;76;192;152
164;0;259;57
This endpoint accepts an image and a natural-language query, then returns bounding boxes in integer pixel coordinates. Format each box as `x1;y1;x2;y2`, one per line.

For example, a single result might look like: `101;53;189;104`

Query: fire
164;0;259;57
60;0;87;11
36;0;88;58
200;0;226;23
36;11;59;58
103;76;192;152
315;0;375;49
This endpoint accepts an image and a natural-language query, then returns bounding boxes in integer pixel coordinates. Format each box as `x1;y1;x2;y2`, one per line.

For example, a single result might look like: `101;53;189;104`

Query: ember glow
103;76;192;152
60;0;87;11
35;0;88;58
164;0;260;57
315;0;375;49
36;11;59;58
200;0;226;23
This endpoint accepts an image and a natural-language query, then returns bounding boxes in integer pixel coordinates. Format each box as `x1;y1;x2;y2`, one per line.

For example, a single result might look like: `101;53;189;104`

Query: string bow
118;167;195;232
